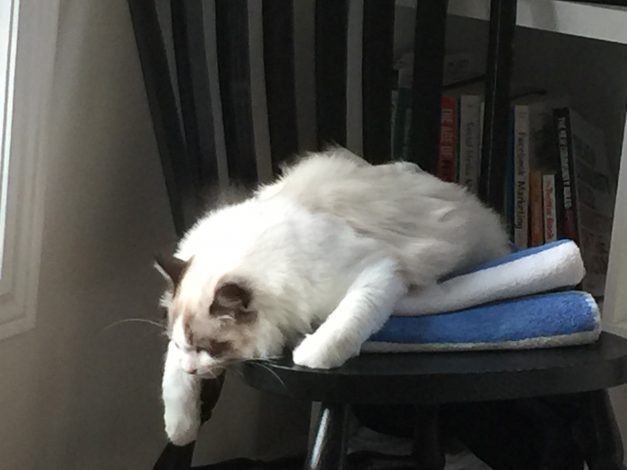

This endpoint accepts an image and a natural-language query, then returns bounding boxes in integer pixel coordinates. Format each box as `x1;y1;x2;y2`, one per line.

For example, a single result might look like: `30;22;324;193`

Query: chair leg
572;390;627;470
305;402;349;470
153;442;195;470
413;405;445;470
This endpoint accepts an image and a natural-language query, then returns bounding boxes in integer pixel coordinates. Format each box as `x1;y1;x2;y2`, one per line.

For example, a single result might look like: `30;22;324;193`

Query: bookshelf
395;1;627;331
399;0;627;46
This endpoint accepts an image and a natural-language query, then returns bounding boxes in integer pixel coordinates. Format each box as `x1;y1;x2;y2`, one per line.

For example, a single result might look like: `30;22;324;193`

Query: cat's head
156;254;260;377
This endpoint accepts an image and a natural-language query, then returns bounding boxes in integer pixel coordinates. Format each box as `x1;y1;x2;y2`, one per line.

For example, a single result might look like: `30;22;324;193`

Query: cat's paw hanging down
162;341;202;446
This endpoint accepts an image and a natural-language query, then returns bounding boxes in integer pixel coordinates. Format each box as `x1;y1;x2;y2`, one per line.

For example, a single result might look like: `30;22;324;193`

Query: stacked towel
365;240;601;352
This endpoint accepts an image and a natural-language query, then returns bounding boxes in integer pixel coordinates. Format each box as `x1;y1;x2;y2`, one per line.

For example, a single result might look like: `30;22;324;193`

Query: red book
437;96;458;182
543;174;557;242
529;170;544;246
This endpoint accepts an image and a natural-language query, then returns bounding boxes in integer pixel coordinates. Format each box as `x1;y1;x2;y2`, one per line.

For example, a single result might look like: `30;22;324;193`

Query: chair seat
239;332;627;404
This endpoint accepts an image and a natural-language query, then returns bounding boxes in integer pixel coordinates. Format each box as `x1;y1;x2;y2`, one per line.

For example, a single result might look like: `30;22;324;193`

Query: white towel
395;240;585;316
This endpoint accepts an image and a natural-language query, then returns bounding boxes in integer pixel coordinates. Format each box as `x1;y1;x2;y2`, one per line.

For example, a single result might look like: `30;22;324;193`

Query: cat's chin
195;366;226;379
195;372;216;379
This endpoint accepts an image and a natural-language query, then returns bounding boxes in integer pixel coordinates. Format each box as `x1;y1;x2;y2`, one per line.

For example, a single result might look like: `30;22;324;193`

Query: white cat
157;148;509;444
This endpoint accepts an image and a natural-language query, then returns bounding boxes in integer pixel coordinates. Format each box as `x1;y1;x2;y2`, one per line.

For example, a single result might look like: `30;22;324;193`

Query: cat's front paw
292;334;358;369
164;405;200;446
162;341;202;446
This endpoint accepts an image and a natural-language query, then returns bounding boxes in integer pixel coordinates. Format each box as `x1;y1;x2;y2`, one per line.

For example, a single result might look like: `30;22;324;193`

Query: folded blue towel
365;291;600;352
395;239;585;316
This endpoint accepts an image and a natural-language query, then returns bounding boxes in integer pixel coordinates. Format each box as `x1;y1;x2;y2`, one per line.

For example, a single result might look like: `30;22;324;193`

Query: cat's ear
210;280;255;322
154;254;188;287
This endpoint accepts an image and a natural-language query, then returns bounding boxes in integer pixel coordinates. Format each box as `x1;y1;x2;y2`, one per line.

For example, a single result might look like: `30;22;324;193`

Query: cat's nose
184;367;197;375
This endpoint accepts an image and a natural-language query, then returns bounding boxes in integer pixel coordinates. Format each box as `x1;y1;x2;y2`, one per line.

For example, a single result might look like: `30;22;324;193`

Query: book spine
458;95;481;192
529;170;544;246
543;174;557;242
504;108;515;239
514;105;530;248
554;108;578;242
567;109;612;296
437;96;457;182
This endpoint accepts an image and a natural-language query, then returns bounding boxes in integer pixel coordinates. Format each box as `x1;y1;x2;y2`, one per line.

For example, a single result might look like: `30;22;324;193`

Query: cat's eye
195;341;230;357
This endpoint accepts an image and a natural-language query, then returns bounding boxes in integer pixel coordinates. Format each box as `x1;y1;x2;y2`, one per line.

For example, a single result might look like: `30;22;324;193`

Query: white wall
0;0;308;468
0;0;173;467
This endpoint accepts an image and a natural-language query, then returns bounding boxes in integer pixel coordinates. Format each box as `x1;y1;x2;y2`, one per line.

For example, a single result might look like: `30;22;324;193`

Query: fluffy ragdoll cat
157;148;509;444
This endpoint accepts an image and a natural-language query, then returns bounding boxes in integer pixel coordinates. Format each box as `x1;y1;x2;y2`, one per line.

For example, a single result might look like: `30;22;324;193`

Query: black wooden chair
129;1;627;468
241;333;627;469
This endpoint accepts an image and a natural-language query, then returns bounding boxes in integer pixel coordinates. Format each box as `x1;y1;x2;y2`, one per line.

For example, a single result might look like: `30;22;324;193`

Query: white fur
160;148;509;444
292;257;407;368
169;316;224;375
162;340;202;446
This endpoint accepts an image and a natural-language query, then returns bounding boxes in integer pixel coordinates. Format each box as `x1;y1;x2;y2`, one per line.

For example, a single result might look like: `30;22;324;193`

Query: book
510;94;565;248
524;96;567;246
554;108;579;241
504;109;515;239
513;105;530;248
458;95;482;192
529;170;544;246
436;96;457;182
391;51;478;166
554;108;614;296
527;97;566;241
543;174;557;242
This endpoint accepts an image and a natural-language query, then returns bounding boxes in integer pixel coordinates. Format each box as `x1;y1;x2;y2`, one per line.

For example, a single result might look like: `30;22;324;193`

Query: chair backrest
129;0;517;236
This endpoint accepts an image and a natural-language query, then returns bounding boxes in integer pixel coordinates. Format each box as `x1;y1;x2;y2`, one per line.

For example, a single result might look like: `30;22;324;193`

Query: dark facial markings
183;317;194;345
195;339;232;358
183;315;232;357
155;254;192;292
209;281;257;323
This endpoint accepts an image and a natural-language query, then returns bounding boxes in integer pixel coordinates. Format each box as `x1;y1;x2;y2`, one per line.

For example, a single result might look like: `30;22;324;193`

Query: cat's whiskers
198;370;218;380
223;356;288;391
249;362;288;391
102;318;165;332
